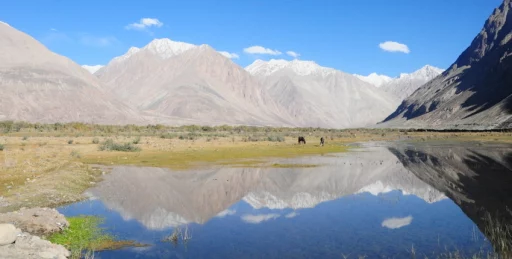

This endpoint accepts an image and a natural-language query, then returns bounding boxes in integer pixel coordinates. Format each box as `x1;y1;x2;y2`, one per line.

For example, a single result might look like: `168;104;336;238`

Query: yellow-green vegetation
81;140;347;170
48;216;148;258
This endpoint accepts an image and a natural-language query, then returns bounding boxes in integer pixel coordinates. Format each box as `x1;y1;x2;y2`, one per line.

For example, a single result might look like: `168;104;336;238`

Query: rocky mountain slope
246;59;400;128
98;40;292;127
0;22;144;124
382;0;512;129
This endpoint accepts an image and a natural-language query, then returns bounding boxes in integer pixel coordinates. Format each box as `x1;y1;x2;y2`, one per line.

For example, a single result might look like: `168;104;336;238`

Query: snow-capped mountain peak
108;38;196;65
110;47;141;64
381;65;445;101
143;38;196;59
399;65;444;80
245;59;336;77
354;73;393;87
81;65;104;74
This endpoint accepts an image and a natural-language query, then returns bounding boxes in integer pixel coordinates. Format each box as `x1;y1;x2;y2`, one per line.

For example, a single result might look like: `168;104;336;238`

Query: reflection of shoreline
388;143;512;254
86;146;446;230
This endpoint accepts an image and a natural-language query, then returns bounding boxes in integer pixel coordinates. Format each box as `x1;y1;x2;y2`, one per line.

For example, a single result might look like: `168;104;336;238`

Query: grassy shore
1;121;512;212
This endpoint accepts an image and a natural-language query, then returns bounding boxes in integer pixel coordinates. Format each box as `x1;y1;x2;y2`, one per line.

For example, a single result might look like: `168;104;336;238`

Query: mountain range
1;0;509;129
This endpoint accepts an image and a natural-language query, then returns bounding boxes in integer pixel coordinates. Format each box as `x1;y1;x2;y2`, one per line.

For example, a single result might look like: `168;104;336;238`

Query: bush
92;138;100;144
99;139;141;152
68;139;74;144
0;144;4;151
70;150;81;158
160;133;177;139
22;136;28;141
267;135;285;142
132;136;141;144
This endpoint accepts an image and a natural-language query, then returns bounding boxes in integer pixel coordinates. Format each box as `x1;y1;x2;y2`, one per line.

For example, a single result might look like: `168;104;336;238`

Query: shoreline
1;130;512;213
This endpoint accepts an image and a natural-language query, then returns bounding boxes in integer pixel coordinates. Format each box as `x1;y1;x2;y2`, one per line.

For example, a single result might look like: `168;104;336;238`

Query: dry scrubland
1;121;512;212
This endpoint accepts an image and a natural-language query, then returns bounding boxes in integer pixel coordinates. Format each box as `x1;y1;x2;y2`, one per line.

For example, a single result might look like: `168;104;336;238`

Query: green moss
48;216;148;257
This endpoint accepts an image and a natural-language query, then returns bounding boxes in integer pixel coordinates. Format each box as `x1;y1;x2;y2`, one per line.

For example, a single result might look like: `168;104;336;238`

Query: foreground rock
0;226;70;259
0;208;71;258
0;207;69;236
0;224;20;245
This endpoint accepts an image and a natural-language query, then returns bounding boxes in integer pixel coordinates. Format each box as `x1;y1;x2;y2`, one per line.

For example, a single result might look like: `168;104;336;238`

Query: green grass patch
82;142;347;170
48;216;148;257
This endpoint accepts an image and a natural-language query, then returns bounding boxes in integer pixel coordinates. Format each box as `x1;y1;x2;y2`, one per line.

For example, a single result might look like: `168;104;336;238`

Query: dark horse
320;137;324;146
298;136;306;144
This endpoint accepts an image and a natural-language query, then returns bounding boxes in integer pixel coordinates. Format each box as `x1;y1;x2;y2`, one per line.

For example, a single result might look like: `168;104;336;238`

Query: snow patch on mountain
381;65;445;100
354;73;393;87
242;191;339;210
357;180;447;204
144;38;197;59
82;65;104;74
245;59;336;77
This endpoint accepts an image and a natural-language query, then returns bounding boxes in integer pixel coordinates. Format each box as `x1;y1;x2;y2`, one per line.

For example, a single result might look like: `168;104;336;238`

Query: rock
0;232;70;259
0;224;19;245
0;208;69;236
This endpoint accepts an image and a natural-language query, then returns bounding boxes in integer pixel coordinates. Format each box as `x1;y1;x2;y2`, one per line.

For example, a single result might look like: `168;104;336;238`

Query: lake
58;141;512;258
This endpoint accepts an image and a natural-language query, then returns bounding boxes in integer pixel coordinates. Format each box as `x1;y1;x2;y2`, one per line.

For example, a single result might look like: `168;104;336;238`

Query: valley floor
1;127;512;212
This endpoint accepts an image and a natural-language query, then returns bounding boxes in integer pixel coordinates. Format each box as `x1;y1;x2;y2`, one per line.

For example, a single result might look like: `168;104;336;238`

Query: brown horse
298;136;306;144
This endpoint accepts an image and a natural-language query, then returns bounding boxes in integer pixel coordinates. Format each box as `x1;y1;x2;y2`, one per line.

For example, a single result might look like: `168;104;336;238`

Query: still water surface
58;142;512;258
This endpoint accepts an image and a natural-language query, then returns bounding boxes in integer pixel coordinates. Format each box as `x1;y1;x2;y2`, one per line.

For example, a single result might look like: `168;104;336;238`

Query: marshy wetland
1;122;512;258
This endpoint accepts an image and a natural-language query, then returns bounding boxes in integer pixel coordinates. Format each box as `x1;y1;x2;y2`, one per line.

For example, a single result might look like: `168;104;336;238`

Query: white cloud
216;209;236;218
286;51;300;58
379;41;410;54
126;18;163;30
241;213;280;224
219;51;240;59
382;216;413;229
243;45;282;55
285;212;299;218
50;28;58;31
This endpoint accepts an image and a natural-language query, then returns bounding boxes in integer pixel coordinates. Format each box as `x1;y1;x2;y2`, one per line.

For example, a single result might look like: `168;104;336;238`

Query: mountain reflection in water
57;143;512;258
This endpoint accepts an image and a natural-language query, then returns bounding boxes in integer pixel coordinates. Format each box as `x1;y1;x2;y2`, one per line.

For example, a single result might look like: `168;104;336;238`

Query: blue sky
0;0;503;77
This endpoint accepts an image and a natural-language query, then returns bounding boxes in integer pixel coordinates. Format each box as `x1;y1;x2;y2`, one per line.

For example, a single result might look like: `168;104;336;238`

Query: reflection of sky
58;190;491;259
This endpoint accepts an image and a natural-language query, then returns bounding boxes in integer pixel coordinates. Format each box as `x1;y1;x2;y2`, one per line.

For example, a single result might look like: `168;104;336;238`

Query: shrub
68;139;74;145
22;136;28;141
92;138;100;144
0;144;4;151
160;133;177;139
132;136;141;144
99;139;141;152
70;150;81;158
267;135;285;142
